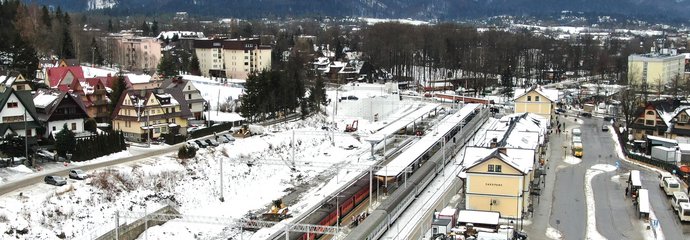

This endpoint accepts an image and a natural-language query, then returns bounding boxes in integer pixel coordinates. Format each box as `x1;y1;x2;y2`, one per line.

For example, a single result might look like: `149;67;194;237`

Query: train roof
375;103;480;177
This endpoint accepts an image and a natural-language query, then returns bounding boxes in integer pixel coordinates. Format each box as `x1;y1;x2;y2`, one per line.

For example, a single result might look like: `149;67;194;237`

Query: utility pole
219;156;224;202
24;109;29;167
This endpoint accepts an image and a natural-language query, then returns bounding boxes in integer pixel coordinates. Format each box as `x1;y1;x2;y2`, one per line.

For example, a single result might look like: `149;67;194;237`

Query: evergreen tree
119;131;126;150
107;19;113;32
55;124;76;158
110;72;128;111
41;6;51;27
10;34;39;79
141;21;150;36
189;54;201;75
171;33;179;42
61;28;74;58
501;65;514;99
151;20;159;36
157;53;177;78
91;37;104;65
84;118;97;133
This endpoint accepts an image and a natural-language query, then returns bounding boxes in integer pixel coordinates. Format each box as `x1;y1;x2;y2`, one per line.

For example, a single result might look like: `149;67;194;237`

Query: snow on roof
376;104;481;177
205;110;245;122
157;31;205;40
0;75;16;87
513;87;558;102
439;207;456;216
126;74;152;84
460;147;532;173
375;103;440;138
457;210;500;225
33;93;59;108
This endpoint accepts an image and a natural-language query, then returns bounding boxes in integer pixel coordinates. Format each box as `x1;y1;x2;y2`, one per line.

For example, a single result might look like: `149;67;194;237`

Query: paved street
526;114;690;239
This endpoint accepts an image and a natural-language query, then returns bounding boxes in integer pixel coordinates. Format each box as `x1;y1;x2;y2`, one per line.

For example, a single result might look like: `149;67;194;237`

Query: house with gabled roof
513;86;558;120
33;89;90;137
0;72;32;91
0;85;40;137
667;106;690;139
112;88;192;142
45;66;84;88
462;147;533;219
162;77;205;119
629;99;683;140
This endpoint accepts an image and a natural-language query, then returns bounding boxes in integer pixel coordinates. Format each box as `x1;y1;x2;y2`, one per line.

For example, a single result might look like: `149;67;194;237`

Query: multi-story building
0;85;40;137
111;88;192;142
33;89;90;137
513;86;557;120
194;38;271;80
160;77;205;120
628;50;685;88
102;33;162;73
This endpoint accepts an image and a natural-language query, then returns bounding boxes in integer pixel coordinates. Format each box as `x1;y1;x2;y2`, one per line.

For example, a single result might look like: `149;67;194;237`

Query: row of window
487;164;502;173
525;95;540;102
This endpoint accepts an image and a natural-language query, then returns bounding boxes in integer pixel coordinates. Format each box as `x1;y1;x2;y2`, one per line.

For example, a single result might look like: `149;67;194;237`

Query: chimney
497;147;507;155
490;138;498;148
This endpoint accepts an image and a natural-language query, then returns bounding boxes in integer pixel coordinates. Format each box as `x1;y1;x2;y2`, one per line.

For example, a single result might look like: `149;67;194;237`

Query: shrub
178;145;196;159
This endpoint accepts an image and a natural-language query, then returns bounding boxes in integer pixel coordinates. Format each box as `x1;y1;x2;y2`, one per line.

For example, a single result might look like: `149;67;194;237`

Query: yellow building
513;87;556;120
463;147;534;219
194;38;272;80
628;53;685;88
112;88;193;142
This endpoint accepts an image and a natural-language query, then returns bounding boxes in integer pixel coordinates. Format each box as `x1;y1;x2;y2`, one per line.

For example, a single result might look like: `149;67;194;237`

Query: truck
572;142;583;157
651;146;677;163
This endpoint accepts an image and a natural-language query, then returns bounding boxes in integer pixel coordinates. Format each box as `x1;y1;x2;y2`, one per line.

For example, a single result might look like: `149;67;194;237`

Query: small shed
431;218;452;236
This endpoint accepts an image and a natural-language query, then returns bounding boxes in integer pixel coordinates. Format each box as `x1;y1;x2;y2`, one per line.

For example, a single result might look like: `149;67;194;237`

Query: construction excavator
233;124;252;138
261;199;291;221
344;120;358;132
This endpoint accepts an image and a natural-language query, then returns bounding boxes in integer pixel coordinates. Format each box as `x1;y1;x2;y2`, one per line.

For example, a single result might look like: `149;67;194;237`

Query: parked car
205;139;220;147
580;112;592;118
603;116;615;122
44;175;67;186
222;134;235;142
69;169;88;180
218;136;230;143
555;108;567;114
194;140;208;148
602;124;609;132
347;95;359;100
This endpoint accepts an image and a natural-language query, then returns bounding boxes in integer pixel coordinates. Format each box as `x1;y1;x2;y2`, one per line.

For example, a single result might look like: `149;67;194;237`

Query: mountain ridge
21;0;690;22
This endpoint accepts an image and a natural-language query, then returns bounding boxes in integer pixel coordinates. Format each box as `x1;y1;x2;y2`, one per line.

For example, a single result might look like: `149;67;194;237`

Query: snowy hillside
87;0;117;10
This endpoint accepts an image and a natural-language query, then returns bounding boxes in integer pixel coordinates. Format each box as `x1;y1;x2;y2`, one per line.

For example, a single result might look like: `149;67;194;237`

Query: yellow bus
572;142;583;157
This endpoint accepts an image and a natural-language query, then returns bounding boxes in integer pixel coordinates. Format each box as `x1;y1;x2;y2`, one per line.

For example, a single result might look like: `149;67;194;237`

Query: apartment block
194;38;271;80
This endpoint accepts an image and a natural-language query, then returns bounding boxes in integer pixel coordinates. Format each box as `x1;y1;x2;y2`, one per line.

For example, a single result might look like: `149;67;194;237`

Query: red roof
46;66;84;87
85;76;133;89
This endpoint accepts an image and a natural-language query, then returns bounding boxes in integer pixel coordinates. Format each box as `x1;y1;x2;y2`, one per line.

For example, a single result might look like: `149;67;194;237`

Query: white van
659;172;673;188
678;202;690;222
572;128;582;137
671;191;689;211
572;136;582;144
663;178;681;196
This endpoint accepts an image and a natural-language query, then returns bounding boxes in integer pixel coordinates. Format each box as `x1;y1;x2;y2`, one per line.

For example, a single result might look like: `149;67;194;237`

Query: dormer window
535;96;540;101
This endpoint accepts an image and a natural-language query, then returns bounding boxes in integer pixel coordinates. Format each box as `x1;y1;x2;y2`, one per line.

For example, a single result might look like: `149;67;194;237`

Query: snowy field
0;106;427;239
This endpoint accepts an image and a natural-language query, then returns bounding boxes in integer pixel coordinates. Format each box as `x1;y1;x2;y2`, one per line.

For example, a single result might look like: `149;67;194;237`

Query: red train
301;186;370;240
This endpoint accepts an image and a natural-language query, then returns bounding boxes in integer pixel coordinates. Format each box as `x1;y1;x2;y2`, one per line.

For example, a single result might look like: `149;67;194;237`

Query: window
535;96;540;101
488;164;502;173
188;103;192;109
188;94;192;99
2;116;23;123
527;96;531;101
6;102;18;108
52;126;56;131
645;120;654;126
71;123;76;130
681;114;689;123
646;110;655;115
17;85;24;90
